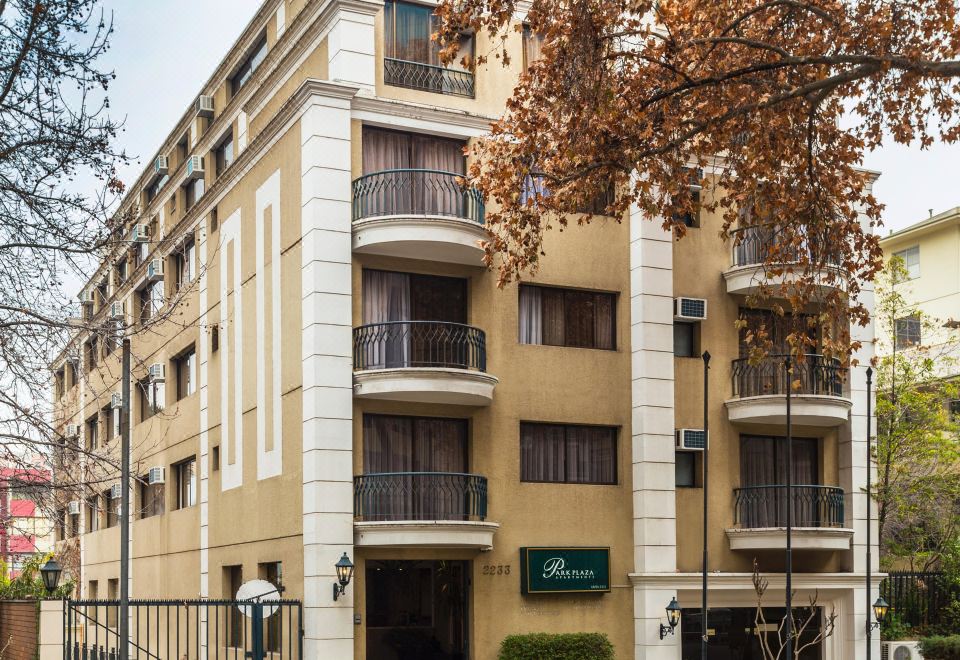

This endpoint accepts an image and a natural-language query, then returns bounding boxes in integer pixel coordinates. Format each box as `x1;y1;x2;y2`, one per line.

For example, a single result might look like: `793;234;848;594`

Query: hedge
498;633;614;660
919;635;960;659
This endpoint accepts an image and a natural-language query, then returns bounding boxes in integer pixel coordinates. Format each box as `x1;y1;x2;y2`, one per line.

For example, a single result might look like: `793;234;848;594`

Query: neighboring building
878;207;960;369
1;466;54;577
50;1;879;658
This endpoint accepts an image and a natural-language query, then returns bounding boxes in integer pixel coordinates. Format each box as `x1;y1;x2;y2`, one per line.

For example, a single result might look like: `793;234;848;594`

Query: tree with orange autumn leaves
433;0;960;361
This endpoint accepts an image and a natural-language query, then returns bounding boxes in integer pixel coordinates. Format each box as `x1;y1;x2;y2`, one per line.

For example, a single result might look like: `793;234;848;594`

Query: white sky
97;1;956;236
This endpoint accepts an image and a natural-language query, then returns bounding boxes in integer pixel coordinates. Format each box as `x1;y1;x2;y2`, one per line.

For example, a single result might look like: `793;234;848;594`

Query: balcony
352;321;498;405
725;354;850;426
723;226;844;297
352;169;486;265
384;57;475;98
353;472;499;549
726;485;853;551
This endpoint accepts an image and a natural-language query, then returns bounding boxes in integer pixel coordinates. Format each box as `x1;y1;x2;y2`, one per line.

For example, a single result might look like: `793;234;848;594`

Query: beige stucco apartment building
50;1;880;658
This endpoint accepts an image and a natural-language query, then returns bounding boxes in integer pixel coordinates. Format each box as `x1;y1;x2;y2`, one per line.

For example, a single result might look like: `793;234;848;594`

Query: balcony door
360;269;467;369
361;127;466;218
362;414;468;520
739;435;819;527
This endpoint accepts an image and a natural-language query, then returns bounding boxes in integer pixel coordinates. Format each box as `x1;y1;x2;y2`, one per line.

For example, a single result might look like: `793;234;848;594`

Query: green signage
520;547;611;594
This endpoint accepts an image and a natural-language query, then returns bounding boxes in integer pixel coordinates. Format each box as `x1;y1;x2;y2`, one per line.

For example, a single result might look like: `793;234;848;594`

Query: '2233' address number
481;564;511;575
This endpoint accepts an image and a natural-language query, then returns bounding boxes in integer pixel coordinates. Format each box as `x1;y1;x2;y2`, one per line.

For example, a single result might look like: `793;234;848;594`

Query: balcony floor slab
354;520;500;550
725;394;851;427
726;527;854;551
352;215;487;266
353;367;498;405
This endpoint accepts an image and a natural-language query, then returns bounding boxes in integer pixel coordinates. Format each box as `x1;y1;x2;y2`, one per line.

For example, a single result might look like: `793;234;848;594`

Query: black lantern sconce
660;596;682;640
332;553;354;602
868;596;889;631
40;557;62;595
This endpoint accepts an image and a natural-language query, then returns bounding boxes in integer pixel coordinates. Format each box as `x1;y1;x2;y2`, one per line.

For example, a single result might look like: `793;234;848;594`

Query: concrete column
300;82;359;659
634;584;682;659
38;600;64;660
326;0;382;91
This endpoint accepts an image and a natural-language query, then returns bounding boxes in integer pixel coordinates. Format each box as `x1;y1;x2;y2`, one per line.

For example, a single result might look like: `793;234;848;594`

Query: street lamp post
785;356;793;659
702;351;711;660
866;366;874;657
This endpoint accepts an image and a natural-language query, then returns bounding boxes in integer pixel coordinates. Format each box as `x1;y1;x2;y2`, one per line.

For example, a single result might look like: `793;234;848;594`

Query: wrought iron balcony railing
384;57;475;97
733;484;845;528
353;321;487;372
731;225;842;268
354;471;488;521
351;168;484;223
731;353;845;398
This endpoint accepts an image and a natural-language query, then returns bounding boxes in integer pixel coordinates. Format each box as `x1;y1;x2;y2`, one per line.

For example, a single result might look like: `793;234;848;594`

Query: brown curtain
520;423;566;482
523;26;544;70
541;288;566;346
740;435;819;526
524;286;616;349
521;423;616;484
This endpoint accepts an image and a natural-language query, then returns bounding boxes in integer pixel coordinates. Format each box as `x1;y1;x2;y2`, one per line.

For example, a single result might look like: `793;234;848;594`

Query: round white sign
234;579;280;618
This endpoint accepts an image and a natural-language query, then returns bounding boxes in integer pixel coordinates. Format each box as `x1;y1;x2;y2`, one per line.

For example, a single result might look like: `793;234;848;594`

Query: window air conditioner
146;258;164;282
67;501;81;516
674;297;707;321
109;302;125;319
676;429;707;451
148;467;165;485
195;95;215;118
110;483;122;500
185;155;204;180
130;224;150;243
154;155;169;177
111;392;123;409
65;424;78;438
148;363;165;381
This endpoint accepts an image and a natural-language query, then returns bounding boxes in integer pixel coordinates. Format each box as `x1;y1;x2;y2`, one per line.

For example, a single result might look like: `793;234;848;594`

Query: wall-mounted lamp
868;596;889;631
40;557;62;595
659;596;682;640
333;553;354;602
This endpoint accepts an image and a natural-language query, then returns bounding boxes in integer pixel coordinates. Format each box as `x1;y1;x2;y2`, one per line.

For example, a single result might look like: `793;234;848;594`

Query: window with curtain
519;285;616;350
895;315;922;350
230;35;267;95
738;308;817;356
739;434;819;527
893;245;920;279
522;25;544;70
520;423;617;484
384;0;473;69
362;127;466;174
139;477;164;519
175;457;196;509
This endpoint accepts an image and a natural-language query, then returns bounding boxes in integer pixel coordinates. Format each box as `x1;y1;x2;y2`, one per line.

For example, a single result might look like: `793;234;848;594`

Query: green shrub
881;612;915;641
498;633;614;660
919;635;960;659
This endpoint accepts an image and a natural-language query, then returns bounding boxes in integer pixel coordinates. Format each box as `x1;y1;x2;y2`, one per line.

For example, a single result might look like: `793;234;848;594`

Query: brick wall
0;600;39;660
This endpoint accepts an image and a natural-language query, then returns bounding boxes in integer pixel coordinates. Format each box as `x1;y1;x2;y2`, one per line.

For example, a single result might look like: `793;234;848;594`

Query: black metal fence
731;225;841;268
351;168;484;223
733;485;845;528
354;472;488;521
64;599;303;660
384;57;475;97
881;571;960;630
353;321;487;371
731;354;845;398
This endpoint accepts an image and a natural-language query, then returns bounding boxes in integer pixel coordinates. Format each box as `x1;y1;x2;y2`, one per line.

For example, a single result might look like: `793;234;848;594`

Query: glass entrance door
681;607;824;659
366;560;469;660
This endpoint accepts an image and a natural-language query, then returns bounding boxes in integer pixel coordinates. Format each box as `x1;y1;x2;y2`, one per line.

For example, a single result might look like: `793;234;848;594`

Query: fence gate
64;599;303;660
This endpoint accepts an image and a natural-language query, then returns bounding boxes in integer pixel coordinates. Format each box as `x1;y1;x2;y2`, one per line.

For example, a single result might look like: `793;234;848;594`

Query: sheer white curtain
518;285;542;344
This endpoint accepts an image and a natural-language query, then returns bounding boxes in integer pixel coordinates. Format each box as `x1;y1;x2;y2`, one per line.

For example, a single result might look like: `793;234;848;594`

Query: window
107;579;119;628
174;347;197;401
520;423;617;484
224;565;243;646
139;476;164;519
146;174;169;202
259;562;283;652
138;377;165;422
174;239;195;291
212;446;220;471
87;581;98;622
85;415;98;451
103;321;118;357
518;285;616;350
185;176;205;210
522;24;544;70
114;259;128;287
215;133;234;176
894;245;920;279
138;281;164;325
673;322;700;358
176;134;189;165
168;191;178;216
86;495;99;532
95;279;108;308
175;457;196;509
363;414;467;473
950;400;960;423
895;315;922;350
675;452;698;488
86;337;99;372
103;489;119;528
673;169;703;228
100;405;114;445
231;35;267;94
54;369;65;399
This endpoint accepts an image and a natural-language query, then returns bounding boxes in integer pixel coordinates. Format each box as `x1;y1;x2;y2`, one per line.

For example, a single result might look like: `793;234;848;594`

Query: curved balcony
351;169;487;265
353;472;499;549
726;485;853;551
352;321;498;405
724;226;844;297
725;354;850;426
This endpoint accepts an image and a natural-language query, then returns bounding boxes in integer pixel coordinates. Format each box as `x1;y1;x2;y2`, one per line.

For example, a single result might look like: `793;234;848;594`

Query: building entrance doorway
365;559;469;660
681;607;824;659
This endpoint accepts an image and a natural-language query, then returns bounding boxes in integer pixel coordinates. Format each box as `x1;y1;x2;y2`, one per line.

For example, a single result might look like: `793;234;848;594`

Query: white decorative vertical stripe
237;112;248;154
198;220;211;653
257;171;283;480
220;210;244;491
275;1;286;38
326;1;379;91
300;85;357;660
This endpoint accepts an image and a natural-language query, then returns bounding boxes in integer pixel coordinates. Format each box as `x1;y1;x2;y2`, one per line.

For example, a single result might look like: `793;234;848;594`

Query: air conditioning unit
154;155;169;177
881;641;921;660
674;297;708;321
147;466;165;485
676;428;707;451
109;302;125;319
195;95;215;118
110;483;122;500
146;258;164;282
67;500;81;516
185;155;204;180
148;363;165;381
111;392;123;409
130;224;150;243
80;289;96;305
65;424;78;438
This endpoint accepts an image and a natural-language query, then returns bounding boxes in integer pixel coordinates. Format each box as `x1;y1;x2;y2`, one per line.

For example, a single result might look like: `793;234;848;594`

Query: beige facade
50;1;879;658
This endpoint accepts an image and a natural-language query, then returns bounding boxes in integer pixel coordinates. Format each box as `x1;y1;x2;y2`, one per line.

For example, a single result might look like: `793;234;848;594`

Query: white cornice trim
352;95;496;137
629;572;886;589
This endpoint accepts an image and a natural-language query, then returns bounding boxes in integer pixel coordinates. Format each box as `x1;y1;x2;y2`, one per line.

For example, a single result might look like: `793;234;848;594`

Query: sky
95;1;957;236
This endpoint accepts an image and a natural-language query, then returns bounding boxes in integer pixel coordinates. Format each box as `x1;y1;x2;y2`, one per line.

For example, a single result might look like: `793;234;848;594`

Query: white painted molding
725;394;852;427
353;368;498;405
352;215;487;266
354;521;500;550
